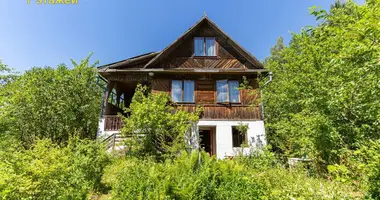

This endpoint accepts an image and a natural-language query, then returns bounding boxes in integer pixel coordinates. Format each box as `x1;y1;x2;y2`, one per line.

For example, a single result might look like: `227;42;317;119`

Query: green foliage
343;140;380;199
103;150;359;200
263;0;380;167
238;76;253;90
236;122;249;135
361;140;380;199
0;137;110;199
0;61;18;133
121;85;201;160
0;60;18;85
0;55;103;146
234;145;278;171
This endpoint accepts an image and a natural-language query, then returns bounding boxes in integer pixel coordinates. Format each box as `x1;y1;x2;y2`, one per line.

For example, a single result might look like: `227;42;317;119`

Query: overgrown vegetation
121;85;201;160
0;137;110;199
264;0;379;163
0;55;102;146
102;150;359;199
0;0;379;199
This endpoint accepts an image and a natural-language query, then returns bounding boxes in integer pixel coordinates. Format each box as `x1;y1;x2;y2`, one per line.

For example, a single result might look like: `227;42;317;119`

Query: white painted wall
196;120;266;159
97;118;266;159
97;118;105;137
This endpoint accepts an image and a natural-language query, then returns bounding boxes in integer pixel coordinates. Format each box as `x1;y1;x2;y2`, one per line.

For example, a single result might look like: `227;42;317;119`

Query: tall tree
0;55;103;146
262;0;380;166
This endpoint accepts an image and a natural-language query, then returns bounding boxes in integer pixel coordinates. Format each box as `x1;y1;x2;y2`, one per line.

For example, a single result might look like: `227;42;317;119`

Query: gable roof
143;16;263;69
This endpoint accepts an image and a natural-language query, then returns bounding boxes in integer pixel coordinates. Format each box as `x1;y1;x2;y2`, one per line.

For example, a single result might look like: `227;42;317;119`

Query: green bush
364;141;380;199
0;137;110;199
121;84;200;160
103;150;360;199
324;140;380;199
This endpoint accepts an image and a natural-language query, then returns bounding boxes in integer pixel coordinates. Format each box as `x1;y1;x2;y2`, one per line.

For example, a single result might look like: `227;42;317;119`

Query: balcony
103;105;261;132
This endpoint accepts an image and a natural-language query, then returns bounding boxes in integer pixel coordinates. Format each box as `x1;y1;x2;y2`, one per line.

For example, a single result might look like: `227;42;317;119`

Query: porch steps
103;132;127;152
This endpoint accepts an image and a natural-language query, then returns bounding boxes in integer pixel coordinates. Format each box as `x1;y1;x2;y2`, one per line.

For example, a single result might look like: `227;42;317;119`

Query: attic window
194;37;216;56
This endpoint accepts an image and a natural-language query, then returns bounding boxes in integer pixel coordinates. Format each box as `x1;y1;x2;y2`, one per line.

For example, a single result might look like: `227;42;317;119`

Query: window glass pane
171;80;182;102
217;80;228;102
232;127;246;147
194;37;205;56
119;93;124;109
206;38;215;56
229;81;240;103
183;80;194;102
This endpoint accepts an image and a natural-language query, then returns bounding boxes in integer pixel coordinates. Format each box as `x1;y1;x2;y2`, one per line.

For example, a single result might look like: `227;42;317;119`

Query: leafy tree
0;55;103;146
262;0;380;169
0;61;17;135
121;85;201;160
0;60;18;85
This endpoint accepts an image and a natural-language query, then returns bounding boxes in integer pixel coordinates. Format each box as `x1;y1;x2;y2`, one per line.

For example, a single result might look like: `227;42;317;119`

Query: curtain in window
171;80;182;102
183;80;194;102
206;38;215;56
194;37;205;56
217;80;228;102
229;81;240;103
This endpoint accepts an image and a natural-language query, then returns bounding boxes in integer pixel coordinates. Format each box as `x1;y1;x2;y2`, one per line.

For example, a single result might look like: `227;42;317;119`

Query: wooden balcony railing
179;105;262;120
103;105;261;132
104;115;124;131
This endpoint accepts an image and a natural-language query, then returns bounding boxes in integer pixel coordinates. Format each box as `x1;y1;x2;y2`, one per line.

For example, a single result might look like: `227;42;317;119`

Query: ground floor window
232;126;247;147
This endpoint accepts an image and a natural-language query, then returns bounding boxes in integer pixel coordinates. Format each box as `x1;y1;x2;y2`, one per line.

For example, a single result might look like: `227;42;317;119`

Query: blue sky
0;0;364;72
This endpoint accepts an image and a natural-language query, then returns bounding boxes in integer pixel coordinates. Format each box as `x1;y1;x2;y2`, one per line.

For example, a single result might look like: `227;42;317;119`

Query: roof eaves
97;52;159;70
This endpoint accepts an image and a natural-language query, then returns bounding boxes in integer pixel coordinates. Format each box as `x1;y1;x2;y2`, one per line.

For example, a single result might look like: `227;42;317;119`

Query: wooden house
97;16;269;158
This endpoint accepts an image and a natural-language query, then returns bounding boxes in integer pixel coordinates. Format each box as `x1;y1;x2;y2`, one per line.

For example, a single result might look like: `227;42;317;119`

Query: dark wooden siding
150;77;261;120
104;102;123;115
151;79;170;95
196;80;215;104
155;23;254;69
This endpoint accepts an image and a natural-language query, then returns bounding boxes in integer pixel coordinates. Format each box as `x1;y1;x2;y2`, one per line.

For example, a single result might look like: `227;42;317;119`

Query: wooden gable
144;16;263;69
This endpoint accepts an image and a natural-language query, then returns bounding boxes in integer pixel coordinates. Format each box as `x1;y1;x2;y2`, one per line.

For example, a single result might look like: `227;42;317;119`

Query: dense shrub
121;85;201;160
328;140;380;199
0;137;110;199
103;151;266;199
103;150;359;200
